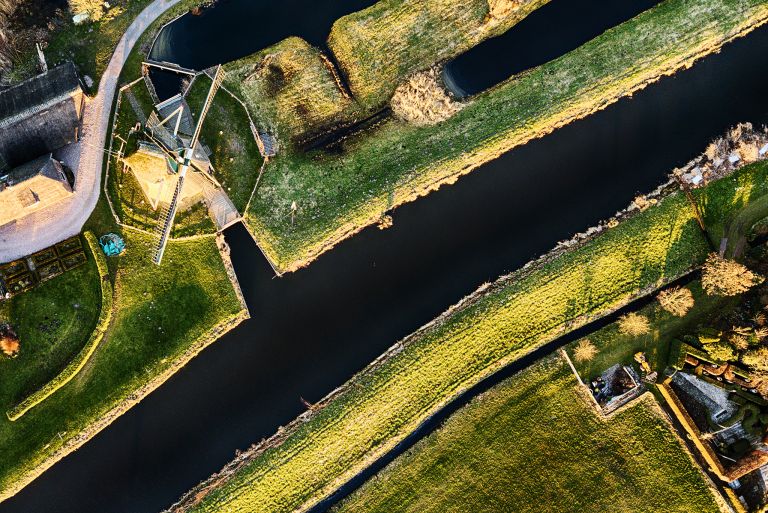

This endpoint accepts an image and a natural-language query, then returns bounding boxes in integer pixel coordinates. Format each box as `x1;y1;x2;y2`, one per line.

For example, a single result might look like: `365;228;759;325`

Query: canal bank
2;11;768;511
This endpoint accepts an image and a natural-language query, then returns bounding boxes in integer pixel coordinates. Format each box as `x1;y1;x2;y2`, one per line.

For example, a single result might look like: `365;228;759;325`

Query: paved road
0;0;181;263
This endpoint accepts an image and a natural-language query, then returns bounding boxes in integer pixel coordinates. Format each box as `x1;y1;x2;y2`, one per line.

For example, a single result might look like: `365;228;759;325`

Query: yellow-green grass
0;205;244;500
332;358;721;513
224;37;363;147
327;0;551;109
185;74;265;211
247;0;768;273
177;158;768;513
6;233;112;421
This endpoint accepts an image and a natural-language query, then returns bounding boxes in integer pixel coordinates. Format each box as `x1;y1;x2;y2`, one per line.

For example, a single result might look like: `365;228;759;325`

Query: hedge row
6;232;114;421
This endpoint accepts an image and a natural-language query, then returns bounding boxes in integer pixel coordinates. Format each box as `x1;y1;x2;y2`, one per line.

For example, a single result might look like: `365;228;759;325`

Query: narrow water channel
443;0;662;96
3;11;768;513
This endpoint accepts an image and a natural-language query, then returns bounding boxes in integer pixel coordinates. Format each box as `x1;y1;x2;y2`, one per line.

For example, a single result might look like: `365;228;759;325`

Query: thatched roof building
0;62;85;170
0;154;73;228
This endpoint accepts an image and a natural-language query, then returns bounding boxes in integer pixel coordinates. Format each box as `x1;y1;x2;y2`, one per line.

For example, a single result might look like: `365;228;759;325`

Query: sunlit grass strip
331;359;722;513
175;161;768;513
6;232;113;421
247;0;768;273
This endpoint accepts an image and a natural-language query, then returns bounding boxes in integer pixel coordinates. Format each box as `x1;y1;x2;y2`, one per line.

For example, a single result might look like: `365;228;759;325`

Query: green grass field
246;0;768;273
224;37;363;148
328;0;551;110
0;200;244;500
332;358;721;513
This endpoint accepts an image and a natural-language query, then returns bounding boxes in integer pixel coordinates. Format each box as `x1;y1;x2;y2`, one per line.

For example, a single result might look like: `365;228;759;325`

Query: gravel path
0;0;181;263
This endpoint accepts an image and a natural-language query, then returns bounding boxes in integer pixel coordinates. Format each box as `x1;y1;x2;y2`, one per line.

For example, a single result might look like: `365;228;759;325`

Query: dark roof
0;63;82;124
156;94;195;136
0;154;63;188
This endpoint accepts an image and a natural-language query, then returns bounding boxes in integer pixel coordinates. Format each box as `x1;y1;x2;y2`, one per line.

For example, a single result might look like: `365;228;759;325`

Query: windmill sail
152;65;224;265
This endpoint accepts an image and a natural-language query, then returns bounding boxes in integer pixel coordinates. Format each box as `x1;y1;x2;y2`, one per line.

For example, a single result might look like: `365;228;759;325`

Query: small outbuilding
0;154;73;228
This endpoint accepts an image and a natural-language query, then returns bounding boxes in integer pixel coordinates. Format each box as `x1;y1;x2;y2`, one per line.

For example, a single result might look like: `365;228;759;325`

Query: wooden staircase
152;175;185;264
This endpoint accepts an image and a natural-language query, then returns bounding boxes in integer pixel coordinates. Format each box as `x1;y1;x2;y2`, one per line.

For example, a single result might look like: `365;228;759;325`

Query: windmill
145;65;225;265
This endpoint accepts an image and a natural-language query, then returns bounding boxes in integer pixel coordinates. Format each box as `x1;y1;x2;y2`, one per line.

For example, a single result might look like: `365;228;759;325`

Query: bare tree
702;253;763;296
618;312;650;336
573;339;598;362
657;286;695;317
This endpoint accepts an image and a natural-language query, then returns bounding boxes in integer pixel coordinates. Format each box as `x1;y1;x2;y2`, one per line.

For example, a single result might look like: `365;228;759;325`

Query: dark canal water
3;2;768;513
444;0;662;96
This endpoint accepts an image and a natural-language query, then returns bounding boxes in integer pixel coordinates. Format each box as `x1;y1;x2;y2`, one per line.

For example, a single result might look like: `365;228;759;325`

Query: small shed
0;154;73;228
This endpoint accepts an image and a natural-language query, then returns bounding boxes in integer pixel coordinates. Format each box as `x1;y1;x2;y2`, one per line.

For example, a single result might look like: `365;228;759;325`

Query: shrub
730;334;749;351
618;313;650;336
743;347;768;373
706;342;736;362
702;254;763;296
657;286;695;317
573;339;597;362
390;67;463;126
0;324;19;357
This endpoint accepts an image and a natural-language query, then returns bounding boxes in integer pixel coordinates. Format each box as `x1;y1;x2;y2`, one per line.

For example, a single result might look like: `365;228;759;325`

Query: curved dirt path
0;0;181;263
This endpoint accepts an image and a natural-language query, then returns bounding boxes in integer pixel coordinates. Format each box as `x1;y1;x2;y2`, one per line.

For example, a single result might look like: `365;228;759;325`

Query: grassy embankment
332;358;722;513
223;37;364;148
245;0;768;273
172;156;768;513
327;0;552;110
0;199;246;501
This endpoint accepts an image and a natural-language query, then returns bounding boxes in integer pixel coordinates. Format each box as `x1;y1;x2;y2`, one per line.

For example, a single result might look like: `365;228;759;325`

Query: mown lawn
185;74;264;212
332;358;720;513
0;256;101;413
178;160;768;513
328;0;551;109
247;0;768;272
0;200;244;499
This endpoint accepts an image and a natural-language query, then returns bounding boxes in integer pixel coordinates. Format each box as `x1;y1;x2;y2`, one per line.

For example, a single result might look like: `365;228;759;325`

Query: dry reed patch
390;68;463;125
488;0;523;21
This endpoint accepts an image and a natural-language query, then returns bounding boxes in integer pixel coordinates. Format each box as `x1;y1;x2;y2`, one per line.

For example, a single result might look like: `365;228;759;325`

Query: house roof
0;62;82;127
0;154;65;188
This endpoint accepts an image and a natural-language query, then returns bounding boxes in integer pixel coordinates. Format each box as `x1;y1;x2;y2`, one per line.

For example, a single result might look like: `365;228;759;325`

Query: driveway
0;0;181;263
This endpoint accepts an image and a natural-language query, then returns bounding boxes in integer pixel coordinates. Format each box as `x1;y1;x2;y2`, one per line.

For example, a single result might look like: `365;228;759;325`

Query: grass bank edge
246;0;768;274
6;233;112;421
168;160;768;513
